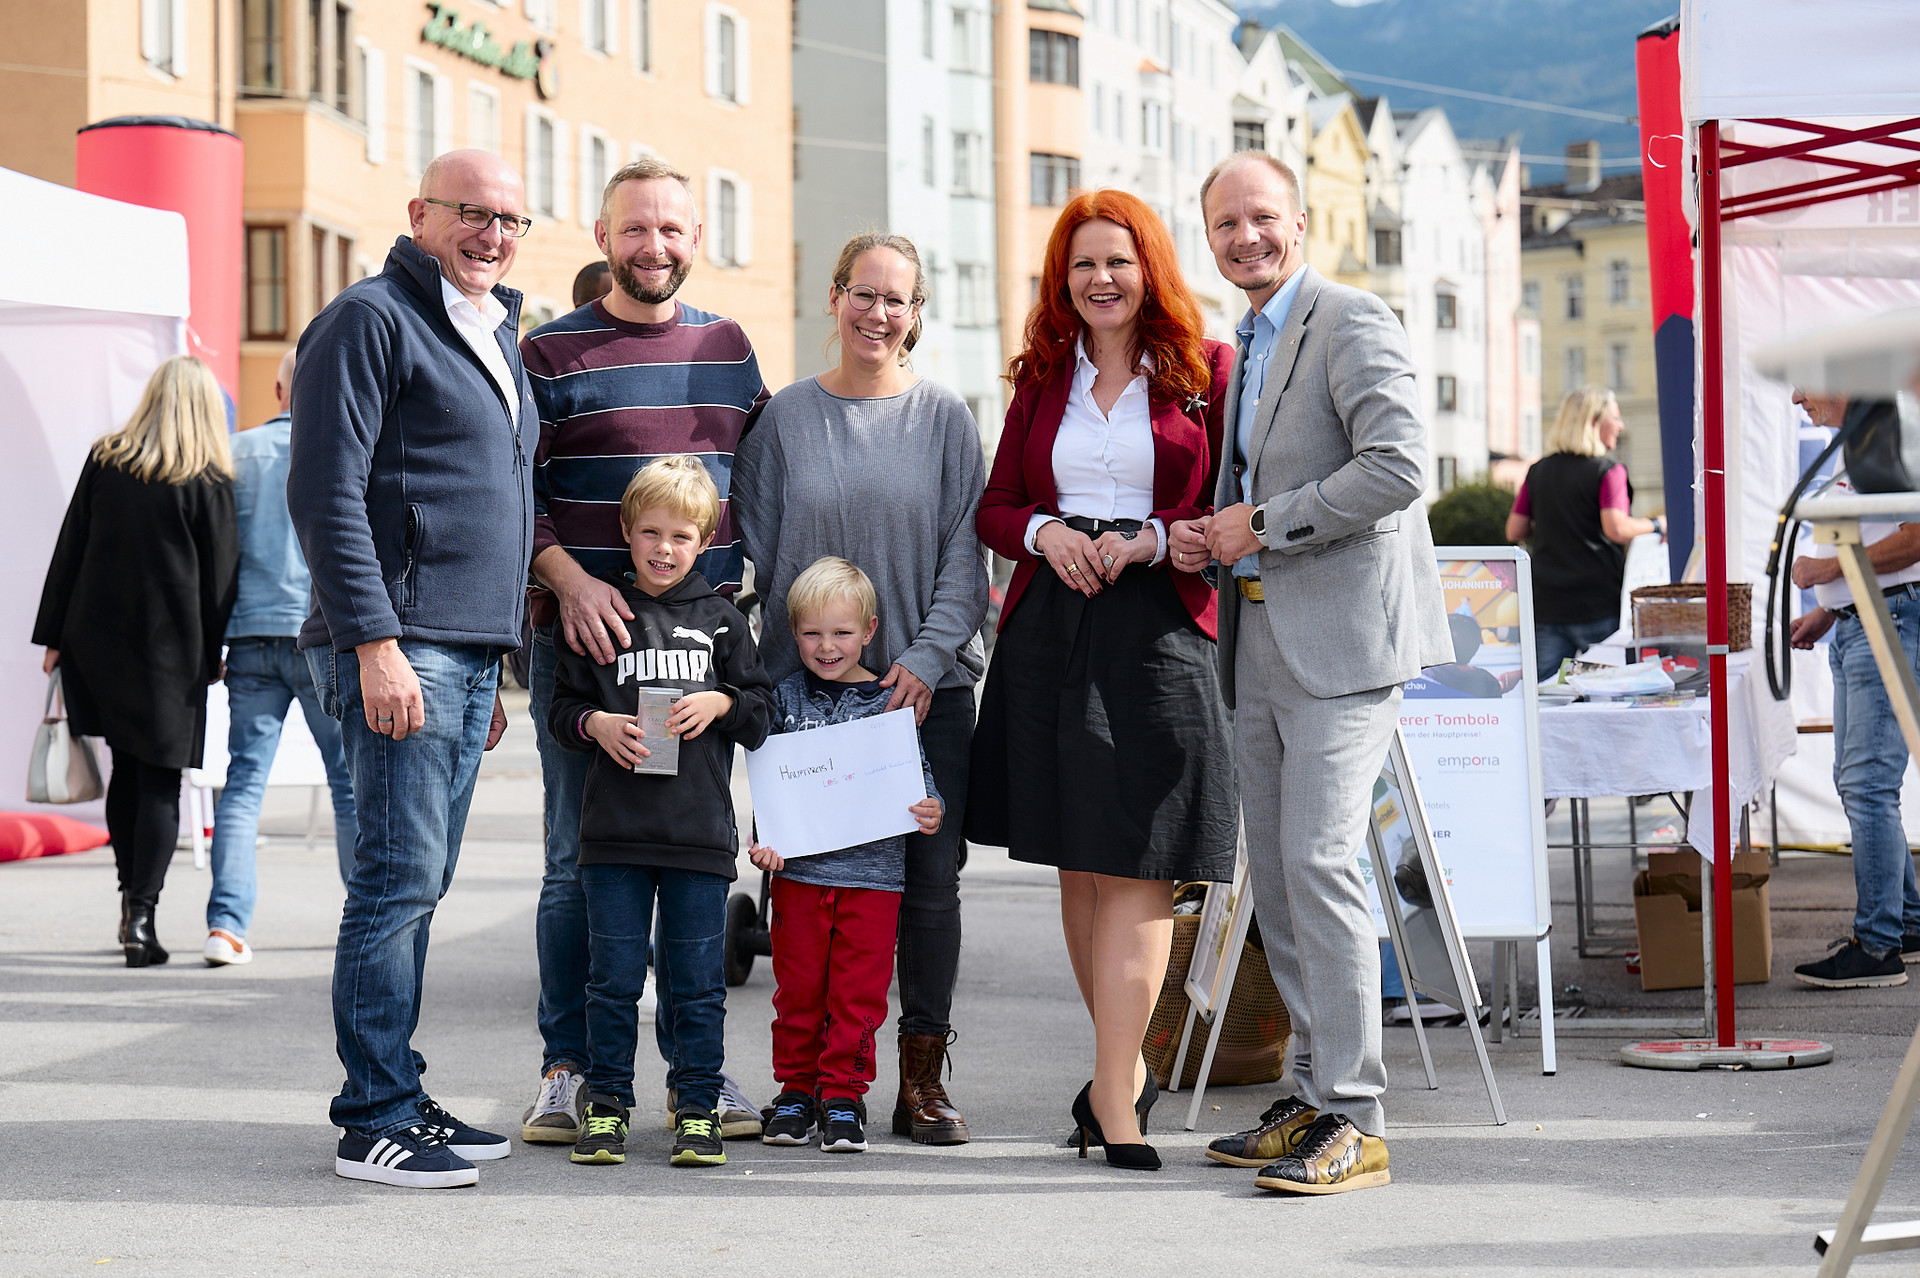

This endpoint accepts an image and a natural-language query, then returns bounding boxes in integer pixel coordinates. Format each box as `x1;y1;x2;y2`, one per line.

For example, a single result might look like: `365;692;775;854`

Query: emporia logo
1435;754;1500;769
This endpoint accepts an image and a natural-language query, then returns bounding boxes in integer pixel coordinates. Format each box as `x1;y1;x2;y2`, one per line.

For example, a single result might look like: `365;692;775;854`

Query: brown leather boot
893;1032;970;1144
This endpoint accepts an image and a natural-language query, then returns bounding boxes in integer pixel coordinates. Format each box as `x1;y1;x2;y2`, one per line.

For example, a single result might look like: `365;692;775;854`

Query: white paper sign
744;709;927;859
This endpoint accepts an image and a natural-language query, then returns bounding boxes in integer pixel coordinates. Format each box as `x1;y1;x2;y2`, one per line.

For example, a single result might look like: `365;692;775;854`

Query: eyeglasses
838;284;918;318
422;197;533;238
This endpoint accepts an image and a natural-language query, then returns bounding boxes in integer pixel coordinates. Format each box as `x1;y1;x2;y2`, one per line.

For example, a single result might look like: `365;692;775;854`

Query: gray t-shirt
732;376;989;691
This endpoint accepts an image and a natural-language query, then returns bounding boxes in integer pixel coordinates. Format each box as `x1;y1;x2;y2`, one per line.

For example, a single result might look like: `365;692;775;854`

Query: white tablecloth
1537;654;1798;860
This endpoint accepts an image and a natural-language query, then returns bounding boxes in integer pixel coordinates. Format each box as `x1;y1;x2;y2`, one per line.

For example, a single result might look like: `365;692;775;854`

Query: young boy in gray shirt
748;557;942;1154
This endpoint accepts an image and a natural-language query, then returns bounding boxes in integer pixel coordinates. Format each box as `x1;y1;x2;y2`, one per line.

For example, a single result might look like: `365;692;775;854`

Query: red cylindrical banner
75;115;243;420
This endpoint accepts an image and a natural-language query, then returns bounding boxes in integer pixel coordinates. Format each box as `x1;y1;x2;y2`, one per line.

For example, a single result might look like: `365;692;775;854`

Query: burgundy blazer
978;338;1233;639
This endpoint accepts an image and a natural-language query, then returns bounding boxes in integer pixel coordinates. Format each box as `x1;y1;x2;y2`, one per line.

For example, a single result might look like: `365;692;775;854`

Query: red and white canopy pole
1697;119;1738;1048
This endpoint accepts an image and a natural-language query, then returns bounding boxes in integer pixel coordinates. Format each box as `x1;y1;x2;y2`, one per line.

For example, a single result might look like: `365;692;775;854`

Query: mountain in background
1242;0;1676;182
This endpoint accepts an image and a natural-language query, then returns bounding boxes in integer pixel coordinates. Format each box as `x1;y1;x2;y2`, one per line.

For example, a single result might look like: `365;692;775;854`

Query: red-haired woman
968;190;1237;1170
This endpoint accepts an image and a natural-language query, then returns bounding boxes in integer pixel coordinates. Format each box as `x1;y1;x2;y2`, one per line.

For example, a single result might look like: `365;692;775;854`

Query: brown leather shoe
893;1032;970;1144
1253;1113;1390;1195
1205;1095;1318;1167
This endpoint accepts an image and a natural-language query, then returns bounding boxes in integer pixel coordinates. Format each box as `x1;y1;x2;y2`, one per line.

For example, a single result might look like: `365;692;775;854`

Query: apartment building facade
0;0;794;428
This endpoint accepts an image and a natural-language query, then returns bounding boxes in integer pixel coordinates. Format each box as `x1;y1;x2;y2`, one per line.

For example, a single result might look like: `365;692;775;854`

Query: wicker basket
1141;914;1291;1090
1629;582;1753;651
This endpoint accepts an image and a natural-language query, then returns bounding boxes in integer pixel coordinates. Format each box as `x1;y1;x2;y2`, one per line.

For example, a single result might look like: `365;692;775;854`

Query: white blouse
1024;339;1167;564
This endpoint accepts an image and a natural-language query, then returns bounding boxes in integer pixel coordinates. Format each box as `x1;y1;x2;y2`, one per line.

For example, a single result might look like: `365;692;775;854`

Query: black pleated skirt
966;564;1238;882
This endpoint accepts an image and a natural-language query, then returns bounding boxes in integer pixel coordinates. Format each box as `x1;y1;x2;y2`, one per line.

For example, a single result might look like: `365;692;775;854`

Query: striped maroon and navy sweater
520;298;770;625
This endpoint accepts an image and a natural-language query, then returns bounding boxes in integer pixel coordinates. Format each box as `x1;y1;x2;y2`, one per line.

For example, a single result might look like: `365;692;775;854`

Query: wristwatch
1652;516;1667;538
1250;505;1268;540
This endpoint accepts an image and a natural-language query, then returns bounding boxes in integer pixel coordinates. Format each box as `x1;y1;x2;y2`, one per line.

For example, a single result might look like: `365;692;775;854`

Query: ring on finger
1103;555;1114;568
1067;562;1080;575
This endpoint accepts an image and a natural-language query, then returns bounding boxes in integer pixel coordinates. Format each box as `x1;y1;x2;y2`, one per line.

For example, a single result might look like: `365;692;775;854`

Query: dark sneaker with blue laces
671;1107;727;1166
820;1097;868;1153
416;1097;512;1160
762;1090;819;1146
336;1124;478;1188
571;1096;631;1165
1795;937;1908;989
1902;933;1920;964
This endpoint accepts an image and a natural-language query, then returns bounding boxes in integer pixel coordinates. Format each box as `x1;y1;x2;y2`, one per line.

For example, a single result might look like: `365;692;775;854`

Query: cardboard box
1631;850;1773;991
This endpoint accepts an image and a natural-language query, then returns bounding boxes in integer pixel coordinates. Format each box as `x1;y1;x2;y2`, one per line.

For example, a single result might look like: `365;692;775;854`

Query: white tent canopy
0;167;189;819
1682;0;1920;124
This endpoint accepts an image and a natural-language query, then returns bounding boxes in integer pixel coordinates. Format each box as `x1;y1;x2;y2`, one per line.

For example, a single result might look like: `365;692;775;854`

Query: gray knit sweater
732;376;988;691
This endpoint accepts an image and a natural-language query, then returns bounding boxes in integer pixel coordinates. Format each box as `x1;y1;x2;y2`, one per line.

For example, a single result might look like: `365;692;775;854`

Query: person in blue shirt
203;349;359;967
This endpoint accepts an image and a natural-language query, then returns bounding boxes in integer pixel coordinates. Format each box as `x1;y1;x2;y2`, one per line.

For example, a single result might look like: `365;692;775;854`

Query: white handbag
27;669;104;804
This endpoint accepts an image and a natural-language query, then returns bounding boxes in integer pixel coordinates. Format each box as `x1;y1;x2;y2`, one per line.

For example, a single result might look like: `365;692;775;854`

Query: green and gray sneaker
570;1096;630;1166
670;1107;727;1167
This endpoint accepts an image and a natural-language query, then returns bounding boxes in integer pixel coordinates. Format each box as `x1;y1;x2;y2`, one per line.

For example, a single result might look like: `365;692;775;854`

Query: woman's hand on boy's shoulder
748;842;785;872
911;796;943;836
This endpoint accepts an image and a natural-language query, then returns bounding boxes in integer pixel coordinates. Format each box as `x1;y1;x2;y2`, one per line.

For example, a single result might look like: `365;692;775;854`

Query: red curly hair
1007;189;1211;404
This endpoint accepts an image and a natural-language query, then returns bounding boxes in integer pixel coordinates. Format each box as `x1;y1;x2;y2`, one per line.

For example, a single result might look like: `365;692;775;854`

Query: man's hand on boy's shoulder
585;710;649;768
536;547;634;664
667;690;734;741
911;796;943;836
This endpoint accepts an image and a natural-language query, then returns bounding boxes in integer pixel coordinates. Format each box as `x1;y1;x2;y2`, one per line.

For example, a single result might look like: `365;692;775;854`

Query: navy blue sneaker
416;1097;512;1160
336;1125;478;1188
820;1097;868;1153
762;1090;819;1146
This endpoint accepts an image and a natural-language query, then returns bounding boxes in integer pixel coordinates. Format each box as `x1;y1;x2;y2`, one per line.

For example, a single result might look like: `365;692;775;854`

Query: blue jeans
1534;615;1621;681
207;637;358;937
1830;593;1920;955
529;628;679;1080
581;863;728;1111
308;639;500;1137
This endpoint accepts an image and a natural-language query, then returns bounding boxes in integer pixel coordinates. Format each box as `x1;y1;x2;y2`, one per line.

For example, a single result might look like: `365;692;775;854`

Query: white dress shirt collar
438;274;518;423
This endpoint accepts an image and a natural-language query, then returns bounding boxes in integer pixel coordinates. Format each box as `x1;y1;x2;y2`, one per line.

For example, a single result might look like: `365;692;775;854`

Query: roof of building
1263;23;1353;98
1028;0;1084;14
1523;170;1645;203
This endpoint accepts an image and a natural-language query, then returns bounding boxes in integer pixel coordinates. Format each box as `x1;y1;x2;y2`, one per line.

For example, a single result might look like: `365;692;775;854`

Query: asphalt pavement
2;690;1918;1276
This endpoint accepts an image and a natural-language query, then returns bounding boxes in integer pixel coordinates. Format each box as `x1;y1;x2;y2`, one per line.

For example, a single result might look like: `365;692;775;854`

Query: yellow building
1521;163;1660;514
0;0;793;429
1303;95;1369;289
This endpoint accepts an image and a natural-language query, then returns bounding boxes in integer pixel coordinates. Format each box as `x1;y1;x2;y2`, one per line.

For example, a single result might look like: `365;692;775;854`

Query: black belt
1061;516;1144;538
1831;581;1920;620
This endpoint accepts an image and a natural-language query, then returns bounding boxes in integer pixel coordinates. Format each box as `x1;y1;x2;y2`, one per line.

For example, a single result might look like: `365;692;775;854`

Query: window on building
1521;330;1539;376
245;226;288;340
921;0;934;58
529;112;558;217
580;130;613;228
952;130;985;197
1564;274;1585;320
1437;456;1458;492
1435;291;1457;329
951;7;985;72
358;41;386;162
142;0;187;77
705;5;748;104
583;0;613;54
468;85;500;152
1608;341;1631;392
1436;375;1458;413
632;0;652;72
1609;259;1631;305
956;263;990;328
1029;153;1079;207
1374;228;1401;267
920;117;937;187
1565;345;1587;388
310;228;354;316
1234;120;1265;153
707;171;751;267
1093;83;1104;135
241;0;280;94
1141;101;1165;152
1521;280;1541;313
1390;308;1406;328
307;0;353;114
1029;30;1078;85
408;66;440;177
1113;91;1125;140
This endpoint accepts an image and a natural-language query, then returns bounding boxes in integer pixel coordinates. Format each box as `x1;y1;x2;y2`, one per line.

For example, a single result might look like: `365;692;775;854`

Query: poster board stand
1165;834;1254;1132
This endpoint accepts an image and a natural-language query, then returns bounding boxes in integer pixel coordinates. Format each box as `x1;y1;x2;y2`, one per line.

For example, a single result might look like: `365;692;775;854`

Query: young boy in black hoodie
547;454;773;1169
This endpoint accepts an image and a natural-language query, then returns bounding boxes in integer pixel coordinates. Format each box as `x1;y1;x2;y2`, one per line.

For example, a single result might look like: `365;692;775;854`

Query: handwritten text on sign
744;709;927;859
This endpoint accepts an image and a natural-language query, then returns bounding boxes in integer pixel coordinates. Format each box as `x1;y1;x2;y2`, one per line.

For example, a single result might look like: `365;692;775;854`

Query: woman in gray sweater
732;232;988;1145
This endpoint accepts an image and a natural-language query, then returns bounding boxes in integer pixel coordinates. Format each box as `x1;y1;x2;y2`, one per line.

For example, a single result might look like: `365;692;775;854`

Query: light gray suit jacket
1213;265;1452;705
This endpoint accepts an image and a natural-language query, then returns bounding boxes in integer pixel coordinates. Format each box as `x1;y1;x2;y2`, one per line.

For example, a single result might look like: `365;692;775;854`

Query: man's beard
611;254;691;306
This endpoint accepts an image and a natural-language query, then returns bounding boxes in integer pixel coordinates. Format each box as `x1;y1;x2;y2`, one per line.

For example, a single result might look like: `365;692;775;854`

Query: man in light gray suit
1168;151;1450;1196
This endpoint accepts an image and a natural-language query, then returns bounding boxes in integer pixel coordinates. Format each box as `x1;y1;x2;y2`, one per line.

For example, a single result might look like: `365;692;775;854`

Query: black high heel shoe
1070;1082;1162;1170
124;902;169;968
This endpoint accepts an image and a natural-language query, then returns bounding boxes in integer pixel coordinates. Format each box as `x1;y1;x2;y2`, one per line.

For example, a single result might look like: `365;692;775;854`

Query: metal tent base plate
1620;1038;1835;1070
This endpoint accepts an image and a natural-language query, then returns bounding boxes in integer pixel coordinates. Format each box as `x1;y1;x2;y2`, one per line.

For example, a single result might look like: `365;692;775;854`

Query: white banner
744;708;927;859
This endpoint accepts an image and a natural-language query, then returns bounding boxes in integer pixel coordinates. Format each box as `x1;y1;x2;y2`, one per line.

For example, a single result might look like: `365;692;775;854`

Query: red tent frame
1699;116;1920;1046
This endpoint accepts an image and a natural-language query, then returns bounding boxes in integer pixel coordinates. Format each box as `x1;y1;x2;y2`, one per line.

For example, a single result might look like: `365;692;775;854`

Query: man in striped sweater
518;157;770;1145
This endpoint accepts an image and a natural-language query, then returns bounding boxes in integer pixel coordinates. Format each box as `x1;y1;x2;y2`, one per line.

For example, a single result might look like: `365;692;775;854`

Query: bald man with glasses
289;149;539;1189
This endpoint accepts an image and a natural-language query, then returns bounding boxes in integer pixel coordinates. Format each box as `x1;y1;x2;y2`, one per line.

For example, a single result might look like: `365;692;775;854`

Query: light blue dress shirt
225;413;314;639
1231;265;1307;578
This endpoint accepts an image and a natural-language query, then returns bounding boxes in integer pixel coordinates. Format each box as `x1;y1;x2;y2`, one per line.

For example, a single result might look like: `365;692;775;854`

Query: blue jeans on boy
529;628;679;1082
581;863;727;1111
1829;591;1920;956
308;638;500;1137
207;637;359;937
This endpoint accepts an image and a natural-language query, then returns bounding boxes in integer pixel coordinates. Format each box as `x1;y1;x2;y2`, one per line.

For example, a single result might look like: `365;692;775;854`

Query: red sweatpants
769;876;902;1100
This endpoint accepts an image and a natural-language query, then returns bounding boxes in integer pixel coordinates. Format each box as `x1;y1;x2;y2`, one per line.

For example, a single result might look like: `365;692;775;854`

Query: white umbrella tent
0;167;189;820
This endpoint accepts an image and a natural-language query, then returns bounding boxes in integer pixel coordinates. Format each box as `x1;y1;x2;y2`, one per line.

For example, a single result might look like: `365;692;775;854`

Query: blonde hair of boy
620;454;720;540
786;556;878;630
94;355;235;485
1545;386;1618;458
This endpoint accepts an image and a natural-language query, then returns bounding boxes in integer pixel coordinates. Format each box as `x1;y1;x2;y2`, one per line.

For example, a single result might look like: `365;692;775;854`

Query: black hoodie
548;571;774;878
